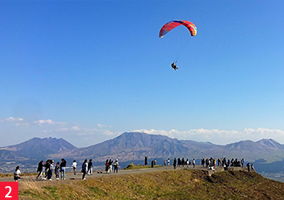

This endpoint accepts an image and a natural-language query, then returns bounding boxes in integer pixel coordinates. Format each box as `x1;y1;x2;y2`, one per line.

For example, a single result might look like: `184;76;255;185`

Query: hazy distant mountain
59;132;221;162
256;139;284;150
56;132;284;163
0;149;26;161
1;132;284;164
210;139;284;162
0;137;77;160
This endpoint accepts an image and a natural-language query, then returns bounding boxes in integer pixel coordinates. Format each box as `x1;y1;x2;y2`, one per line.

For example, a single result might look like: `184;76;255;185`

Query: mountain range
0;137;77;161
1;132;284;164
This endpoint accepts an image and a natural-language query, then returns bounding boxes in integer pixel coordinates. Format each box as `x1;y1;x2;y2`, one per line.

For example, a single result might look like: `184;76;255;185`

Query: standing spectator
167;158;170;166
145;156;148;166
88;159;93;175
241;158;244;168
247;163;250;172
192;158;196;168
14;166;21;182
44;160;50;180
55;162;60;180
113;159;119;173
251;163;254;171
48;160;54;181
224;163;228;171
72;160;77;175
60;158;67;180
36;160;44;180
223;157;227;166
108;159;113;174
105;159;109;173
177;158;181;167
151;160;154;168
173;158;177;169
82;159;88;180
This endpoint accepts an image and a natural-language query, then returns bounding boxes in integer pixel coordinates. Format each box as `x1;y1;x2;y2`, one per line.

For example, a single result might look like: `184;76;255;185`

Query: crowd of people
145;156;249;171
170;157;196;169
35;158;67;181
170;157;253;172
12;156;253;182
146;156;253;173
32;158;119;181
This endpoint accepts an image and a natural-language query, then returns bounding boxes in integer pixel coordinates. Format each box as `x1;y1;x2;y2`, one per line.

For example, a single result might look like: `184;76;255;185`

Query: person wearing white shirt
72;160;77;175
14;166;21;182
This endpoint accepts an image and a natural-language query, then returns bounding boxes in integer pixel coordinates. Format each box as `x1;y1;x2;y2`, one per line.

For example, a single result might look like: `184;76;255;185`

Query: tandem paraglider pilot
159;20;197;72
171;62;178;71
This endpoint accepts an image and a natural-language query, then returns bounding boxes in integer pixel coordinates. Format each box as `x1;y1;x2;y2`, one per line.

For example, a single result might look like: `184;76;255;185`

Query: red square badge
0;182;18;199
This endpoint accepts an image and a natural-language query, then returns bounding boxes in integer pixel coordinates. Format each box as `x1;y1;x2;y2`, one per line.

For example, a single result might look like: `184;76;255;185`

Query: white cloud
3;117;284;147
1;117;67;127
15;122;30;126
0;116;116;147
1;117;24;122
243;128;284;137
55;125;114;136
1;117;66;126
103;130;114;136
71;126;80;130
33;119;67;126
97;123;112;128
0;117;29;126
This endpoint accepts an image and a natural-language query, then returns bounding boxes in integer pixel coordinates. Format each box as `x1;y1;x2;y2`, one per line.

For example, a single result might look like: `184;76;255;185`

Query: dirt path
0;165;245;183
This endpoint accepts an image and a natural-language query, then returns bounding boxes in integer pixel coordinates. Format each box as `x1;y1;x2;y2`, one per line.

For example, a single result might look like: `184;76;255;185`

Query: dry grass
18;169;284;200
0;172;38;178
124;163;162;170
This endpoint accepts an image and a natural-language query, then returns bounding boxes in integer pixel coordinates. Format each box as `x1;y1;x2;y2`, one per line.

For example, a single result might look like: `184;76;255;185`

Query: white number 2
5;186;12;198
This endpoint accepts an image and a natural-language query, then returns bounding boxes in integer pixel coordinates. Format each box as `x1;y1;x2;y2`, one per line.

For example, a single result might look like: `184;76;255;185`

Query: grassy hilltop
19;169;284;200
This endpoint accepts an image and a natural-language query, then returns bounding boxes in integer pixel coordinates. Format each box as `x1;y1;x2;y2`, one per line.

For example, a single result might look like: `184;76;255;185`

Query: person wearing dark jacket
60;158;67;180
145;156;148;166
55;162;60;180
105;159;109;173
82;159;88;180
108;159;113;173
44;160;50;180
247;163;251;172
36;160;44;180
88;159;93;175
173;158;177;169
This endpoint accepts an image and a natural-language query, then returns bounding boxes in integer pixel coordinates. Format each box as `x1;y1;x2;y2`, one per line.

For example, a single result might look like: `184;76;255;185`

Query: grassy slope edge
19;169;284;200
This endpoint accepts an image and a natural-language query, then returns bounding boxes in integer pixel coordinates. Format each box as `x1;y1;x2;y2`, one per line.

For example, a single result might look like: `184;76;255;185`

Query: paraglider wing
159;20;197;38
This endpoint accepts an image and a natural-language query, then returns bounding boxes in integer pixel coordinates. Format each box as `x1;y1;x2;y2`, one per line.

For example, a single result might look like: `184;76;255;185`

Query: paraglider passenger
171;62;178;71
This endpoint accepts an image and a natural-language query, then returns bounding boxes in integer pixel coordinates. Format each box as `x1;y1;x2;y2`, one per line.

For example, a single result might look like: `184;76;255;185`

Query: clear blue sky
1;0;284;147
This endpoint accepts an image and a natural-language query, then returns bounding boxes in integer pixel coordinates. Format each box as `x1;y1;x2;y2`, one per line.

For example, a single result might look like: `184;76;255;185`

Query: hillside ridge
1;132;284;163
